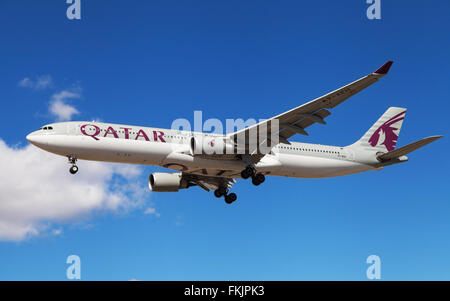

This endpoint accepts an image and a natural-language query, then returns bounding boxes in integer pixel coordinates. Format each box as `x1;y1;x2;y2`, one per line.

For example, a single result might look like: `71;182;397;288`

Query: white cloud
49;100;79;121
18;75;81;121
144;207;160;217
18;77;33;88
18;75;53;90
49;90;81;121
0;139;149;242
51;228;63;236
35;75;53;89
51;90;80;102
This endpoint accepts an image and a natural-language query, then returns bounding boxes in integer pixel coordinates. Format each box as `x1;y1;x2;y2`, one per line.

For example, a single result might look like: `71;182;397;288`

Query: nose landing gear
68;155;78;175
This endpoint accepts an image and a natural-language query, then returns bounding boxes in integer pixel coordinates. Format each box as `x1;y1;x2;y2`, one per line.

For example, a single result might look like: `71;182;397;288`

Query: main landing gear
214;186;237;204
240;166;265;186
68;155;78;175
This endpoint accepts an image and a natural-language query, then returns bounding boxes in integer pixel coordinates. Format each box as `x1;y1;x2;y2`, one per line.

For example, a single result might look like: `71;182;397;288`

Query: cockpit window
41;126;54;130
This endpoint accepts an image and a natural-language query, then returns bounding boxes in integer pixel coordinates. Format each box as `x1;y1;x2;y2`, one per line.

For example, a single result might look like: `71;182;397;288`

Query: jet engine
189;136;233;156
148;172;190;192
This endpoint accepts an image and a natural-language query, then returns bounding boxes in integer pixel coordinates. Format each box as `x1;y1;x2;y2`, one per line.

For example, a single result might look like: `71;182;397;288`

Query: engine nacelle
148;172;189;192
190;136;234;155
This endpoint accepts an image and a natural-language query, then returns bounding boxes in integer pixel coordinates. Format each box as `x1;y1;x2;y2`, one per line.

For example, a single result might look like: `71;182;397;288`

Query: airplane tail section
351;107;407;152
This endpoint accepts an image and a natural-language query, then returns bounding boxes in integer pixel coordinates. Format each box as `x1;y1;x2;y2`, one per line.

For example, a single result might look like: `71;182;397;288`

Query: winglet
374;61;394;75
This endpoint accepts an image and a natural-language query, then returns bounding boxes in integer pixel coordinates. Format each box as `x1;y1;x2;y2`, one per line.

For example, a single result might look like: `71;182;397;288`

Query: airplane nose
26;132;48;147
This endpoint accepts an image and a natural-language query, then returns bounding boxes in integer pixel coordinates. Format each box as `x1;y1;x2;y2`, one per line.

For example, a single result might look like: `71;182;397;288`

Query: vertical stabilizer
350;107;406;152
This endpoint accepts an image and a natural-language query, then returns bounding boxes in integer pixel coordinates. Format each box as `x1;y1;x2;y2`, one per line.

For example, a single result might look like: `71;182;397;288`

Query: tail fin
351;107;407;152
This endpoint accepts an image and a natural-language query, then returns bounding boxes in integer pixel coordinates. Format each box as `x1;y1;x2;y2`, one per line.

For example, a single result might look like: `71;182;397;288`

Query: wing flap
182;172;235;192
280;108;331;139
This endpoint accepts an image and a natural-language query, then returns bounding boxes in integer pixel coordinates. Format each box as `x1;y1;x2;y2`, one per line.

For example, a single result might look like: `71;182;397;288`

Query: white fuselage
26;121;379;179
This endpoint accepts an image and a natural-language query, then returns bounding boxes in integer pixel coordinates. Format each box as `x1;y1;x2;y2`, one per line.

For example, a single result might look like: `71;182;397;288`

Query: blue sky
0;0;449;280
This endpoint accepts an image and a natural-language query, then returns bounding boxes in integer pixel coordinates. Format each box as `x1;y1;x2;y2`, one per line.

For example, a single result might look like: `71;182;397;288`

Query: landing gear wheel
225;193;237;204
256;173;265;183
252;173;265;186
68;155;78;175
214;186;227;198
69;165;79;175
240;166;255;179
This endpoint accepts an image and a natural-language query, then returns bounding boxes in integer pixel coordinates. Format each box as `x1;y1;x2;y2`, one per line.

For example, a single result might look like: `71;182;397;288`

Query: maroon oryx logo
368;111;405;151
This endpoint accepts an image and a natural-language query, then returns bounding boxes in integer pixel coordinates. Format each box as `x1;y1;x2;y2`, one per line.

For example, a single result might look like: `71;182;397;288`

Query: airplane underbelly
275;153;373;178
160;151;246;176
43;135;171;165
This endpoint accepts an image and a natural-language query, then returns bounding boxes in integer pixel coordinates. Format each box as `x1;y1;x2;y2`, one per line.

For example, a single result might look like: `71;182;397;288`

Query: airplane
26;61;442;204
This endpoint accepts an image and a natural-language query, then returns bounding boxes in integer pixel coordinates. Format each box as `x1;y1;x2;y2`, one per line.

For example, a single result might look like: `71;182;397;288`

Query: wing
182;172;235;192
228;61;394;149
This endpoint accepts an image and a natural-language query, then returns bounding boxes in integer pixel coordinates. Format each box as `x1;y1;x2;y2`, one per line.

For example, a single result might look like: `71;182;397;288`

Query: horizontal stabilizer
377;136;443;161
